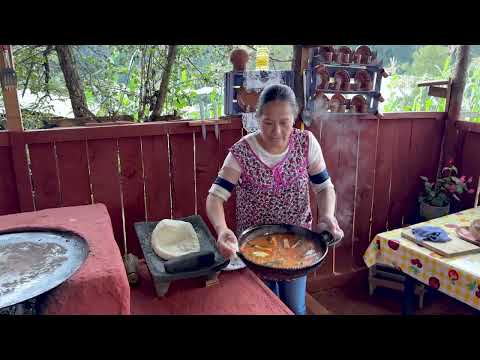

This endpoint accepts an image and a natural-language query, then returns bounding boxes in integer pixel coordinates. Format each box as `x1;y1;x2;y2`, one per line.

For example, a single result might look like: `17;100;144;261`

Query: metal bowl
236;224;339;281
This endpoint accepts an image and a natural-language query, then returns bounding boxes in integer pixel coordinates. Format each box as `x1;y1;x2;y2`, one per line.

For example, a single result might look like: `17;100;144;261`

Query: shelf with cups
310;60;385;73
303;69;384;115
302;46;388;118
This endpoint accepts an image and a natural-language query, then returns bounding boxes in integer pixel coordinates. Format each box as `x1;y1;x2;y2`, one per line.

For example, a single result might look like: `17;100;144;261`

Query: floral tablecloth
364;207;480;311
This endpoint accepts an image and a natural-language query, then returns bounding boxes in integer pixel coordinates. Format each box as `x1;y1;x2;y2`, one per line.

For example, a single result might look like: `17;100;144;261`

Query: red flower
429;277;440;290
448;269;459;281
447;159;454;166
410;259;422;268
460;176;466;183
387;240;400;250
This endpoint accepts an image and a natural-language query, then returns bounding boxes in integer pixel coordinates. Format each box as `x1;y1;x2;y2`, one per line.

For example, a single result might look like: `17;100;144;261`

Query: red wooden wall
1;121;243;256
305;112;446;281
1;113;466;285
0;131;20;216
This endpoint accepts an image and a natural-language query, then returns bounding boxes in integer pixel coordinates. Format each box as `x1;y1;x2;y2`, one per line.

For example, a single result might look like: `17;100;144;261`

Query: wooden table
0;204;131;315
131;261;294;315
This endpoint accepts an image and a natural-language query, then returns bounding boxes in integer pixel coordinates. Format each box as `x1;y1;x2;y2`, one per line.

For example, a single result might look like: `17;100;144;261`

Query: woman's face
258;100;294;148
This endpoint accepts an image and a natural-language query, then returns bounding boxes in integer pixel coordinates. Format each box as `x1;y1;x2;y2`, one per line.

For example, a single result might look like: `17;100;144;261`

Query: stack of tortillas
151;219;200;260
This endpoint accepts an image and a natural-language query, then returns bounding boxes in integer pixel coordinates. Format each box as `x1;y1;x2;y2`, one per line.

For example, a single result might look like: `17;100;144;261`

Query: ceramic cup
324;52;333;63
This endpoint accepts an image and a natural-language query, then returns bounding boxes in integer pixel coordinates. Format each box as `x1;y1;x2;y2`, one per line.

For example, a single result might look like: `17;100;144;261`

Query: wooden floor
307;281;478;315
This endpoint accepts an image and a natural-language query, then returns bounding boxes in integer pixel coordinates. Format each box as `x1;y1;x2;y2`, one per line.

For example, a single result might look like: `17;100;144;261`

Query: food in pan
239;233;323;269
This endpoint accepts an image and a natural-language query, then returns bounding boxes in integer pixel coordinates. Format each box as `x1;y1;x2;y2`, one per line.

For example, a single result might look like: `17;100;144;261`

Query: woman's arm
206;166;240;235
308;159;337;218
316;185;336;219
206;166;241;258
308;160;343;239
206;193;229;236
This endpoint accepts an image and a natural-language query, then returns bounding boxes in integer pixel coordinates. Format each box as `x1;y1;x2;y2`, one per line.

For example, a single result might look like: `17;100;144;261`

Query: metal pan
0;229;89;309
236;223;340;281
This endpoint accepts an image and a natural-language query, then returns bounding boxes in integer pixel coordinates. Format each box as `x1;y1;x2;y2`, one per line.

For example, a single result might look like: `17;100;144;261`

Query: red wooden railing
0;131;19;216
2;120;243;256
3;112;476;285
455;121;480;209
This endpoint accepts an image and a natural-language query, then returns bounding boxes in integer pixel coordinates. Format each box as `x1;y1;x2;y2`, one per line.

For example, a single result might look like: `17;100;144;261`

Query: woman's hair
256;84;299;119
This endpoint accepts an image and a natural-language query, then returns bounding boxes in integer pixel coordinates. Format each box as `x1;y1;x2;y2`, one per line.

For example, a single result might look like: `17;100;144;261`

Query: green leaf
425;97;433;112
451;177;461;184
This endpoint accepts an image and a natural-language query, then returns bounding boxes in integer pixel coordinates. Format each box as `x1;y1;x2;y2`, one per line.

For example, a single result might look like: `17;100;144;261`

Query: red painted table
131;261;293;315
0;204;130;315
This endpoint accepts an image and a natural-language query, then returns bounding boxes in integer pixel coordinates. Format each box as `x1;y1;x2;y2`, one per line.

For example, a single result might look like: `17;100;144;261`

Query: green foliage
6;45;480;129
383;47;480;118
401;45;450;77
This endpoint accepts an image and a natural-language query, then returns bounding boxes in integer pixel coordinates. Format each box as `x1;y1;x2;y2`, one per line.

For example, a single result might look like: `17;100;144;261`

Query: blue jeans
265;276;307;315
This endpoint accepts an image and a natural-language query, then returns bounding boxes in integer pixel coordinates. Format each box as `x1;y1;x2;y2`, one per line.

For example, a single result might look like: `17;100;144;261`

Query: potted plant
419;161;475;220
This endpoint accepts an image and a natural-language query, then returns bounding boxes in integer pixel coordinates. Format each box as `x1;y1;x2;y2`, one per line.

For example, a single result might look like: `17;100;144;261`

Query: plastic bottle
255;47;269;70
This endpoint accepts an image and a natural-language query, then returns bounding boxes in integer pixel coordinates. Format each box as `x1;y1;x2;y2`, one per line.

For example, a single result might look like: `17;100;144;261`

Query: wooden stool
123;253;140;286
369;265;426;309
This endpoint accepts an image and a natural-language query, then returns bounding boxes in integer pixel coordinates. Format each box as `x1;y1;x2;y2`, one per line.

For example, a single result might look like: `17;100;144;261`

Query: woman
206;84;343;315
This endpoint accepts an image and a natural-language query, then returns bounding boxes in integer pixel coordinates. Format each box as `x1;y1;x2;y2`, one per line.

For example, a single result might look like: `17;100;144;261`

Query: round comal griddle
0;229;89;309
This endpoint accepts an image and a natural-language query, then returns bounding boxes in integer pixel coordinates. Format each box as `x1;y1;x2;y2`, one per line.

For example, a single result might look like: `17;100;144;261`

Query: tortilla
151;219;200;260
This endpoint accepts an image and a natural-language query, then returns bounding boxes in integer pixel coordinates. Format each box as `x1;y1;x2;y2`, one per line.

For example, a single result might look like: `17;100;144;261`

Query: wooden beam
428;86;448;98
0;45;24;132
455;119;480;133
292;45;304;112
292;45;312;114
442;45;471;166
417;79;450;87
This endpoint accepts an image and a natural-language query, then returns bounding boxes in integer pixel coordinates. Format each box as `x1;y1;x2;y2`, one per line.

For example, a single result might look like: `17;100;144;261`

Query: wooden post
442;45;471;166
292;45;304;112
292;45;312;113
0;45;24;132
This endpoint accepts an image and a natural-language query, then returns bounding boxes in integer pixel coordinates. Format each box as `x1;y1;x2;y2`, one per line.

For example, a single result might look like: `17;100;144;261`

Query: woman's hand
216;228;239;259
317;215;344;241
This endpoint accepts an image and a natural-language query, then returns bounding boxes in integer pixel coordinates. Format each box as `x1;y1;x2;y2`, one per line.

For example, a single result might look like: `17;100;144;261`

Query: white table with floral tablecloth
364;207;480;311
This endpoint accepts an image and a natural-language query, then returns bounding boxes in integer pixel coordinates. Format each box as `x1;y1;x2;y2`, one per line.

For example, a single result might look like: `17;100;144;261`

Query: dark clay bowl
236;224;340;281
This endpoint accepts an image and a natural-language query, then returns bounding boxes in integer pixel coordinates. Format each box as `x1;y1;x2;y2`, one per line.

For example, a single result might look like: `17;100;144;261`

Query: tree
56;45;94;117
402;45;450;78
149;45;178;120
